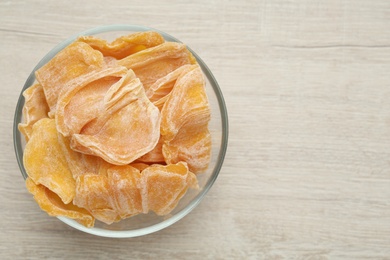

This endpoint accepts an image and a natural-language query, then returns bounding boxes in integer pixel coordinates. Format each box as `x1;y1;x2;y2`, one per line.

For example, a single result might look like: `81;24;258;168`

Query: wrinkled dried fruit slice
35;41;105;115
160;65;210;142
147;64;196;110
74;174;119;224
23;118;75;204
78;31;165;59
71;77;161;165
136;136;165;163
57;133;103;179
55;66;129;137
118;42;196;92
163;125;211;173
107;165;142;218
138;162;198;215
18;83;50;141
130;162;150;172
26;178;94;227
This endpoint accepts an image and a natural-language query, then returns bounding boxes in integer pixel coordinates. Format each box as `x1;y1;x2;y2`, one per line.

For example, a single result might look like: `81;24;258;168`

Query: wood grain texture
1;0;390;259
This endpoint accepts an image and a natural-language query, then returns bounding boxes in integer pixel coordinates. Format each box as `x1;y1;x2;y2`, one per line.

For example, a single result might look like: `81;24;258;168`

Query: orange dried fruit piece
160;64;210;142
163;125;211;173
57;132;103;179
18;83;50;142
130;162;150;172
138;162;198;215
118;42;197;92
107;165;142;218
70;76;161;165
78;31;165;59
26;178;94;228
23;118;75;204
146;64;196;110
35;41;105;115
74;165;143;223
74;174;119;224
136;136;165;163
55;66;130;137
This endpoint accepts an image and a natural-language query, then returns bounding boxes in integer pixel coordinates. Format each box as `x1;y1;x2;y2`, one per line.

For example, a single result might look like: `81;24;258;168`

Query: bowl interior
13;24;228;238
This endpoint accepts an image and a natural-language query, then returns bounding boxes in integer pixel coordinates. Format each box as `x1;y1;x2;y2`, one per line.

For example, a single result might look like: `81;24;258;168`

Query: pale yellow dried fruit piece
118;42;196;92
107;165;142;219
146;64;196;110
74;174;119;225
160;65;210;142
55;66;130;137
138;162;198;215
162;125;211;174
23;118;75;204
78;31;165;59
26;178;94;228
18;83;50;142
136;136;165;163
57;133;104;179
35;41;105;115
129;162;150;172
71;77;161;165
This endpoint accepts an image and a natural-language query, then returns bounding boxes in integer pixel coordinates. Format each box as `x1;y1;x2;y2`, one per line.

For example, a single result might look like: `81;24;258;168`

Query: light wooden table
1;0;390;259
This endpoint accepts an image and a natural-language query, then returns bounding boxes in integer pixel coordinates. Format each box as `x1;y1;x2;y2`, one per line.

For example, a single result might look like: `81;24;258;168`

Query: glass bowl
13;24;228;238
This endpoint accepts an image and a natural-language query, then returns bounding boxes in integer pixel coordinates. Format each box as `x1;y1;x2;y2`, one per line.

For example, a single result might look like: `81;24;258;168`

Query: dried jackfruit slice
18;83;50;142
78;31;165;59
138;162;198;215
57;132;103;179
26;178;94;228
146;64;196;110
55;66;130;137
118;42;196;92
107;165;142;219
71;77;161;165
35;41;105;115
23;118;75;204
136;136;165;163
160;65;210;142
74;174;119;224
162;125;211;174
129;162;150;172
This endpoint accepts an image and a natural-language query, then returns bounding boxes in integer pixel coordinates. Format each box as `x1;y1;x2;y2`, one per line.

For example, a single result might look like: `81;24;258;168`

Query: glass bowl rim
13;24;229;238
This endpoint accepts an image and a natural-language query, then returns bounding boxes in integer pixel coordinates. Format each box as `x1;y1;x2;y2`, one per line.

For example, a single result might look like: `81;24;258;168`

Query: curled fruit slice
35;42;105;115
107;165;142;219
163;125;211;174
74;174;119;224
138;162;198;215
70;77;161;165
118;42;196;92
55;66;129;137
136;136;165;164
18;83;49;142
23;118;75;204
26;178;94;228
147;64;196;110
78;31;165;59
160;65;210;142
